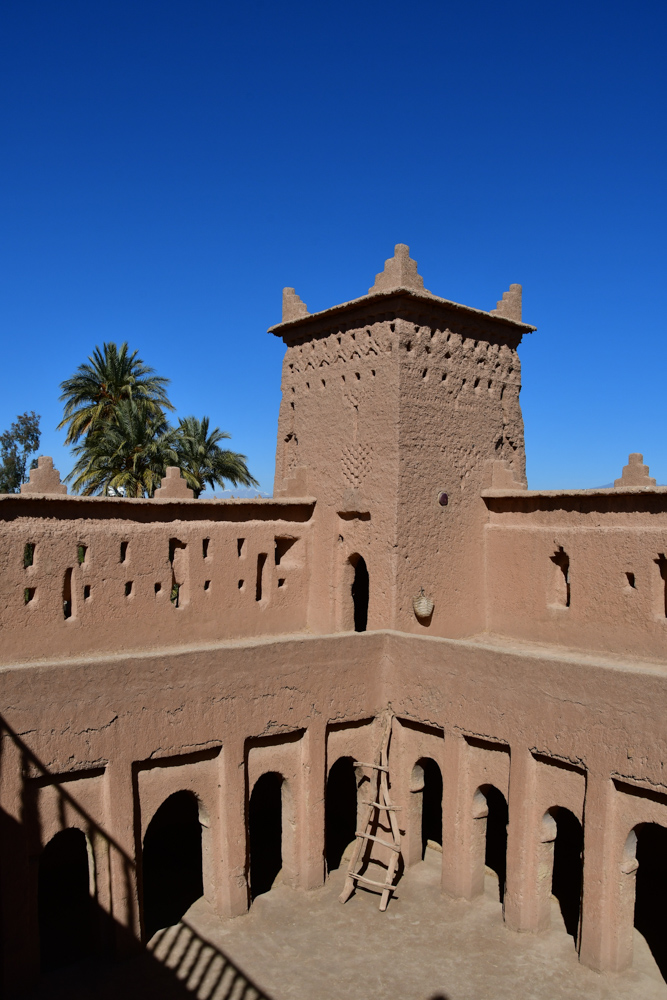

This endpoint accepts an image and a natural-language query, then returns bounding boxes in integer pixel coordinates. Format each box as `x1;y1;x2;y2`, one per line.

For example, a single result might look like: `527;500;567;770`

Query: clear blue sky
1;1;666;492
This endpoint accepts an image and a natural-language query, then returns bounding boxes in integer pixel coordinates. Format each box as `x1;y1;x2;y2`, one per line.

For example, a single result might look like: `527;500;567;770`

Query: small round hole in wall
278;578;285;588
238;579;244;589
204;580;210;591
154;582;161;594
438;492;449;506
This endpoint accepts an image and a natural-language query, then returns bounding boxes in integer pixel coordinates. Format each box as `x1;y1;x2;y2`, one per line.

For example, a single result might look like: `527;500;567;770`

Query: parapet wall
482;486;667;661
0;494;316;664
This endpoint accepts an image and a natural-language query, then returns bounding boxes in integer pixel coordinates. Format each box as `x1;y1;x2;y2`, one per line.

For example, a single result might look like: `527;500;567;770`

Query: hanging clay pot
412;588;434;619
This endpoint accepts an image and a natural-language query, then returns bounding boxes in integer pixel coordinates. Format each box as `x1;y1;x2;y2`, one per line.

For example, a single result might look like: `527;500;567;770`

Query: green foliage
58;342;173;446
60;343;258;497
0;412;41;493
66;399;179;497
175;416;259;498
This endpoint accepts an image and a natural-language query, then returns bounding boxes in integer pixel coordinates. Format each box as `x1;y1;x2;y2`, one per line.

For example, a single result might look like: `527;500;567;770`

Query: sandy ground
27;848;667;1000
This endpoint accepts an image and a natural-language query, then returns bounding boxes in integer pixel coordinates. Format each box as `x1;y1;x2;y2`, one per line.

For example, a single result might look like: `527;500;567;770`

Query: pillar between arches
579;773;616;971
218;739;249;917
441;729;475;899
503;748;540;932
299;723;326;890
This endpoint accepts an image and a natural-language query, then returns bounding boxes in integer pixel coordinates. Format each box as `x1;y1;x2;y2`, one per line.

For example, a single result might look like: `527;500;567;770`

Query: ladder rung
355;830;400;852
354;761;389;772
360;799;401;811
350;873;397;890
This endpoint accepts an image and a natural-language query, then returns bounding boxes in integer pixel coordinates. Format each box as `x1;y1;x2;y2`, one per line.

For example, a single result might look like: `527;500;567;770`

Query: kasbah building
2;245;667;999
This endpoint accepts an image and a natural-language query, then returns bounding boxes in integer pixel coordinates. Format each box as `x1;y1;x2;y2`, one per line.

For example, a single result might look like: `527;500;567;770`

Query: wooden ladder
338;713;402;911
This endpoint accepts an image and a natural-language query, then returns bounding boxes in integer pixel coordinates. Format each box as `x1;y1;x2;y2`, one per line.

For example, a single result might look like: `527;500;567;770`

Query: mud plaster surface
28;849;667;1000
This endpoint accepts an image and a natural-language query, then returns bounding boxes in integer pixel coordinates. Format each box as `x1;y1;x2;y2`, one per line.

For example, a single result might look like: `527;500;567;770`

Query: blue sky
1;0;666;492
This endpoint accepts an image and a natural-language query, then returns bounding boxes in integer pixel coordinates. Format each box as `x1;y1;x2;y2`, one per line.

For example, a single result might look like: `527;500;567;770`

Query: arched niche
409;758;443;861
536;807;583;944
141;790;204;941
38;827;92;972
472;783;508;906
325;756;358;874
248;771;285;901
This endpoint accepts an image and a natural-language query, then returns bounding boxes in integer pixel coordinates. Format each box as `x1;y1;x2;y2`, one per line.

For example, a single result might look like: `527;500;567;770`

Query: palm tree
175;416;258;498
66;399;179;497
58;342;173;445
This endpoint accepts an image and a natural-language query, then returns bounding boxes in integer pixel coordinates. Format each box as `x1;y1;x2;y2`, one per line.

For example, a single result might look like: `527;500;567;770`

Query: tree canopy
59;342;258;497
175;416;258;498
57;342;173;446
0;412;41;493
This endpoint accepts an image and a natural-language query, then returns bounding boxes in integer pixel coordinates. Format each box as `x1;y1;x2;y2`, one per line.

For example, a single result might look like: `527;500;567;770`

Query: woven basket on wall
412;588;434;619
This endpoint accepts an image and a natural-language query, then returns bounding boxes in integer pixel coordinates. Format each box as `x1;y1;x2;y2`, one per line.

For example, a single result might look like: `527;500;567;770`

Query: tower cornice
269;286;536;346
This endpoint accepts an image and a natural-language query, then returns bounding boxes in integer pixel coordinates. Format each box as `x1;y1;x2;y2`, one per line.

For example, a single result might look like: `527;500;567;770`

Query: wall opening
62;567;73;619
24;541;35;568
550;807;583;944
480;784;508;902
325;757;358;873
550;547;570;607
634;822;667;980
419;757;443;857
169;538;187;609
256;552;267;602
350;555;369;632
38;828;91;972
275;537;296;565
142;790;203;941
248;772;283;901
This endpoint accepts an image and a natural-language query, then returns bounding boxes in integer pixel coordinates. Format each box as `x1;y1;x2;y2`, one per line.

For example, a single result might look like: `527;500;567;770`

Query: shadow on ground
26;916;271;1000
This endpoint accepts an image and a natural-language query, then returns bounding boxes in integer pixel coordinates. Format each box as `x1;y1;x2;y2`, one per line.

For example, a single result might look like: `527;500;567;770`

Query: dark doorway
38;828;91;972
419;758;443;857
351;556;369;632
326;757;358;873
634;822;667;980
482;784;508;902
550;807;583;943
142;790;203;940
249;772;283;900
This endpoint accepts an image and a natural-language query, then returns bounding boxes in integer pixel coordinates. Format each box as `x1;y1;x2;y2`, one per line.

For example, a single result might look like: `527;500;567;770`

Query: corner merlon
491;284;522;322
282;288;309;322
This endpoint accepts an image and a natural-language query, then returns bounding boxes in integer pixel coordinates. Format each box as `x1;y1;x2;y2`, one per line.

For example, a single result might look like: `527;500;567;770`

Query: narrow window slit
256;553;267;602
551;547;571;607
24;542;35;568
120;541;128;563
63;568;73;619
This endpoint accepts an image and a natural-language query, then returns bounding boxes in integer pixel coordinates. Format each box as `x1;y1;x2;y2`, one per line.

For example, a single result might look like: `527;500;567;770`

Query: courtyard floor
28;848;667;1000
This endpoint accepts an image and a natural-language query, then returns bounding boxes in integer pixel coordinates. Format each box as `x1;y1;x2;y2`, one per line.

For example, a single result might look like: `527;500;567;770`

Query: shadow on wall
0;717;274;1000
